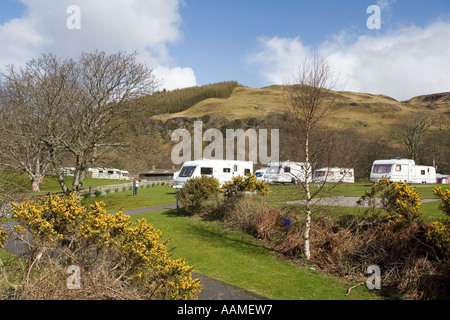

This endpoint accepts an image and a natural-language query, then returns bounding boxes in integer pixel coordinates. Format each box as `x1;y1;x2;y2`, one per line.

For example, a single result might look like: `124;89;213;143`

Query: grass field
2;181;447;300
130;209;379;300
266;183;448;222
81;185;177;213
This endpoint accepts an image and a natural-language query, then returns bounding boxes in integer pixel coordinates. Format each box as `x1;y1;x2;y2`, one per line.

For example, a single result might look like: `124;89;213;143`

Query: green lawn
81;185;177;213
267;183;449;222
130;209;380;300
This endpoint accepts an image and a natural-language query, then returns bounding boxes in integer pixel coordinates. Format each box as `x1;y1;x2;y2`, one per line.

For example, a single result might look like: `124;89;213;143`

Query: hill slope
151;85;449;134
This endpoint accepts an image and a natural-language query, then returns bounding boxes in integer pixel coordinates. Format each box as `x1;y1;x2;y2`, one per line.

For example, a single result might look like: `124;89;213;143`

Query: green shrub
223;174;270;198
433;187;450;217
358;178;422;230
177;176;221;214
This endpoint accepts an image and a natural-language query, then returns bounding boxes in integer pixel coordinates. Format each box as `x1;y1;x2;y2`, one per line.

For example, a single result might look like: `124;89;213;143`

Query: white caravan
263;161;309;185
88;168;131;180
370;159;436;184
173;159;253;189
313;168;355;183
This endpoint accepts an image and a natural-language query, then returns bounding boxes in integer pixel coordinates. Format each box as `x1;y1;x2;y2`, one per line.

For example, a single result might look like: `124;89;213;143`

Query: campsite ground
2;182;447;300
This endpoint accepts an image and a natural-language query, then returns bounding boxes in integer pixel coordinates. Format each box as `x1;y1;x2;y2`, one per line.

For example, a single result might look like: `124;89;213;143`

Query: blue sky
0;0;449;100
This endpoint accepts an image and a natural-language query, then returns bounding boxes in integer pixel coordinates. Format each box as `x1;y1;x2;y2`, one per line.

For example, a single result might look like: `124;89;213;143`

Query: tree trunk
30;174;44;192
54;166;71;196
304;199;312;260
72;167;87;192
303;133;312;260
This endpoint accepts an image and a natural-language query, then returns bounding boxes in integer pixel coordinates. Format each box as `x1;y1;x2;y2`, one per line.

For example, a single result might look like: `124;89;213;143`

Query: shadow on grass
161;208;273;256
162;207;191;218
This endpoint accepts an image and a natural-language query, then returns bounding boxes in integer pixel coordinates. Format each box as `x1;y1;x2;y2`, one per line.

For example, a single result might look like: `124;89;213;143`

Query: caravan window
179;166;196;178
284;167;291;173
372;164;392;174
233;165;238;172
395;165;402;172
421;170;426;175
244;169;251;175
201;167;213;175
315;171;326;177
223;168;231;173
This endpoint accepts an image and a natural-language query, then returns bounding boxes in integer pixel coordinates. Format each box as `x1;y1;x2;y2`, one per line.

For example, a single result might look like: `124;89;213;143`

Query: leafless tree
53;51;159;193
436;115;450;149
0;51;158;195
0;55;76;192
396;111;434;161
284;54;340;260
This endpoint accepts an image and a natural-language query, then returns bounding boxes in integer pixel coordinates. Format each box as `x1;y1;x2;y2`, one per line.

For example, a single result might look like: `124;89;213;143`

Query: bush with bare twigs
273;213;450;299
218;196;290;241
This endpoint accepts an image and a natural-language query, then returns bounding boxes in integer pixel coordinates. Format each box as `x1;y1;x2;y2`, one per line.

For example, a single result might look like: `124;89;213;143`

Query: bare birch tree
284;55;339;260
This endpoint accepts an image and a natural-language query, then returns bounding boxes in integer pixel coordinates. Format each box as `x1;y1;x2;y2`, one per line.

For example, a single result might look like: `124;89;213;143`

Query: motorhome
263;161;310;185
313;168;355;183
370;159;436;184
173;159;253;189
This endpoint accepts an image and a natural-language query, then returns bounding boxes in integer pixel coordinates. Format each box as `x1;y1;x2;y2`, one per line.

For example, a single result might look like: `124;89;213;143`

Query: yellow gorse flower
11;194;201;300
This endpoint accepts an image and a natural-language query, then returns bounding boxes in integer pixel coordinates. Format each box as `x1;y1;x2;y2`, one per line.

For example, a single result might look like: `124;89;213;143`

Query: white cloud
249;21;450;101
154;65;197;91
0;0;196;91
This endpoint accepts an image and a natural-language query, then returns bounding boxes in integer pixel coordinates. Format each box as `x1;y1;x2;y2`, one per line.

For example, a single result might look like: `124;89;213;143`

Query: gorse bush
223;174;269;198
426;222;450;252
425;187;450;252
358;178;422;229
177;176;222;214
177;174;270;215
0;228;7;249
1;195;201;300
433;187;450;217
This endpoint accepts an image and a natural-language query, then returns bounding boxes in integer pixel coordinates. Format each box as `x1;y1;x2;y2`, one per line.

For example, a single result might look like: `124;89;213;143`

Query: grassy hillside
151;85;449;134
